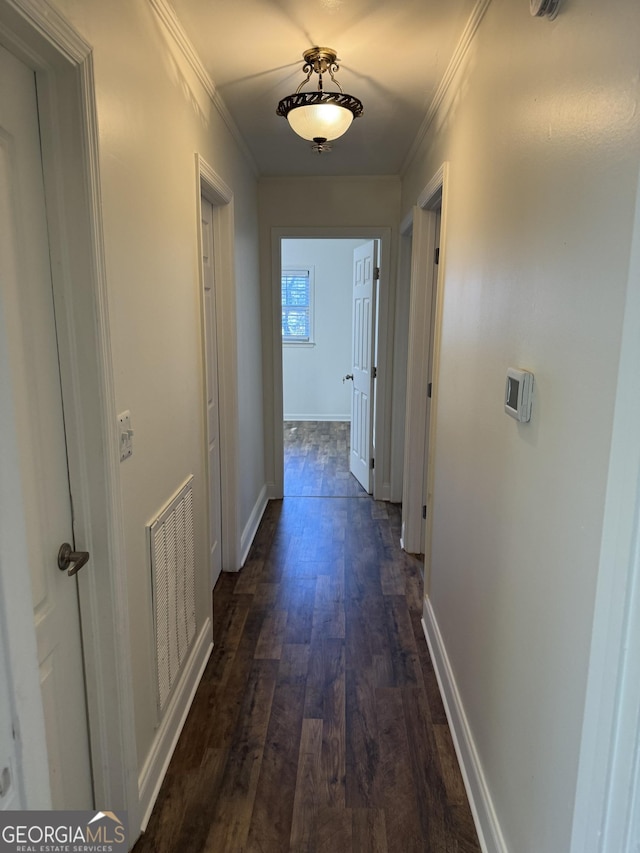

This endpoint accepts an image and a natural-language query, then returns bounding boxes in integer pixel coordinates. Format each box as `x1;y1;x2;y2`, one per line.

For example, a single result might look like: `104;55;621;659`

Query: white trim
401;0;492;176
240;484;268;568
422;601;507;853
260;175;399;186
284;414;351;422
138;620;213;831
401;165;448;567
198;155;232;204
377;481;391;502
0;0;139;826
401;206;437;554
197;155;241;571
0;0;87;62
569;167;640;853
389;214;415;503
422;165;449;589
268;227;394;503
149;0;257;176
417;164;448;212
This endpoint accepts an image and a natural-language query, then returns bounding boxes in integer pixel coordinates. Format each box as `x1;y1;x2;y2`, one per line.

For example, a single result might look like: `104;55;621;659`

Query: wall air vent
147;476;196;714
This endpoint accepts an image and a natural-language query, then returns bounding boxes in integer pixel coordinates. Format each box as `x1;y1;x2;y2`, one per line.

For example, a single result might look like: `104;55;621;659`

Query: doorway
197;156;241;573
281;237;370;498
401;166;447;578
269;227;393;502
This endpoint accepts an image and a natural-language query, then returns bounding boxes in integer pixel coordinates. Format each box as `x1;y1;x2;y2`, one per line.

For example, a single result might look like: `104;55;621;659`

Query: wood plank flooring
133;424;481;853
284;421;366;497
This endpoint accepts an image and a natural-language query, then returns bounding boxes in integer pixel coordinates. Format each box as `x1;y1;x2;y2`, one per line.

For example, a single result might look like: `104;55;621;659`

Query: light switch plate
118;410;134;461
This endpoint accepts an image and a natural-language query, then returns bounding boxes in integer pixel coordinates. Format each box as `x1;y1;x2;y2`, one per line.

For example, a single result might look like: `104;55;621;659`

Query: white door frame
196;155;241;572
389;220;415;504
268;226;392;501
401;164;448;569
0;0;138;828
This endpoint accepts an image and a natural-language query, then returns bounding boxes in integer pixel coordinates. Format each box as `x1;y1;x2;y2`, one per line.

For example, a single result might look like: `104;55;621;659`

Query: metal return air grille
148;476;196;713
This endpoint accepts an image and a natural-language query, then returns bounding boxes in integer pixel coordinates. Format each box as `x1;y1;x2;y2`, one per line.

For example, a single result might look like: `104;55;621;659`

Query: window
281;268;314;343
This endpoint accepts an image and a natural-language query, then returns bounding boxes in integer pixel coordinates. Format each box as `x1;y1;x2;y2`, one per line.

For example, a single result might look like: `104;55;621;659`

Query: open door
349;240;378;493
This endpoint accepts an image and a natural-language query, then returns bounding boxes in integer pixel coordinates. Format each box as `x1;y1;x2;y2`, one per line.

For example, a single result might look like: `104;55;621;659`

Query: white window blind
282;268;312;342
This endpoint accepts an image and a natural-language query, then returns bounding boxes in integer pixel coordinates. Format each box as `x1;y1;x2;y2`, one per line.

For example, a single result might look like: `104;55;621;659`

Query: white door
0;45;93;808
201;197;223;589
350;240;378;493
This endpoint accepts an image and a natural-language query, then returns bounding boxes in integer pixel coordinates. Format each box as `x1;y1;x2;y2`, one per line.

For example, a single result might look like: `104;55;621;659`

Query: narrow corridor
134;425;480;852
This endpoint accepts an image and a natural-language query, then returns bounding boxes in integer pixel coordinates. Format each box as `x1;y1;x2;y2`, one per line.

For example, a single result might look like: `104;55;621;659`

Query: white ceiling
169;0;477;176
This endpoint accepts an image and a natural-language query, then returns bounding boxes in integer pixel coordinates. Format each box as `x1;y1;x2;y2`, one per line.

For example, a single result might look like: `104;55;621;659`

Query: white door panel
0;44;93;809
350;241;378;492
201;198;223;589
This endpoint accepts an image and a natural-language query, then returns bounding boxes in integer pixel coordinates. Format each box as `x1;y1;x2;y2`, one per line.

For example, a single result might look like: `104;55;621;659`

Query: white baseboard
138;619;213;831
283;414;350;422
239;484;268;567
421;598;507;853
377;481;391;502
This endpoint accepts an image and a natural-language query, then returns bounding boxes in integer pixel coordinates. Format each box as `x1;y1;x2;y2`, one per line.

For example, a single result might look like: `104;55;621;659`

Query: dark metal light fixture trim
277;91;364;120
277;47;363;152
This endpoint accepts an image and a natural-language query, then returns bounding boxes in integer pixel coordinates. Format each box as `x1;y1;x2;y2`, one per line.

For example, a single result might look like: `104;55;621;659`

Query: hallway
133;430;481;852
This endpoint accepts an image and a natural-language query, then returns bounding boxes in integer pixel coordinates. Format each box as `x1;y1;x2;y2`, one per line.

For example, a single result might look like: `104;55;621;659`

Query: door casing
200;196;224;590
401;164;448;577
196;155;241;573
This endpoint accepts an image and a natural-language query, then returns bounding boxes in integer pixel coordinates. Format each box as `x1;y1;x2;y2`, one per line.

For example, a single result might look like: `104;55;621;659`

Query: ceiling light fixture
277;47;363;153
530;0;561;19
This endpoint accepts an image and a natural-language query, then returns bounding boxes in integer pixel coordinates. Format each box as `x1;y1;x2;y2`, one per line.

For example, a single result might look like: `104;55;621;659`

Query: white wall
46;0;264;798
402;1;640;851
282;238;366;421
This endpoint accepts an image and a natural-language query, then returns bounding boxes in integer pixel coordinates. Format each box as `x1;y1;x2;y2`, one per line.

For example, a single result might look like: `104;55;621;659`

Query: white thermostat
504;368;534;422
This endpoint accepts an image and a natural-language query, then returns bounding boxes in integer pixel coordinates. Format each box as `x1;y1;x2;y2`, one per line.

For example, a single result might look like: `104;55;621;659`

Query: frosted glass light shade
287;102;354;141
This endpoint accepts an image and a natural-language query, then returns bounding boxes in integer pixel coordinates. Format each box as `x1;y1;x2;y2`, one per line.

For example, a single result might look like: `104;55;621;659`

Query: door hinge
422;505;427;520
370;457;375;470
372;365;377;379
374;266;380;280
434;248;440;265
427;382;432;398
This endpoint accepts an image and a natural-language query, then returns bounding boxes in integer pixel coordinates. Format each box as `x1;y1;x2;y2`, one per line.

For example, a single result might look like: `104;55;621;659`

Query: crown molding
148;0;258;176
259;174;400;185
2;0;90;62
401;0;492;176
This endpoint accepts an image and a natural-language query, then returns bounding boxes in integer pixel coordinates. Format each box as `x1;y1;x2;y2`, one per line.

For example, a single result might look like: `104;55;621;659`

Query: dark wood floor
133;425;481;853
284;421;366;497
